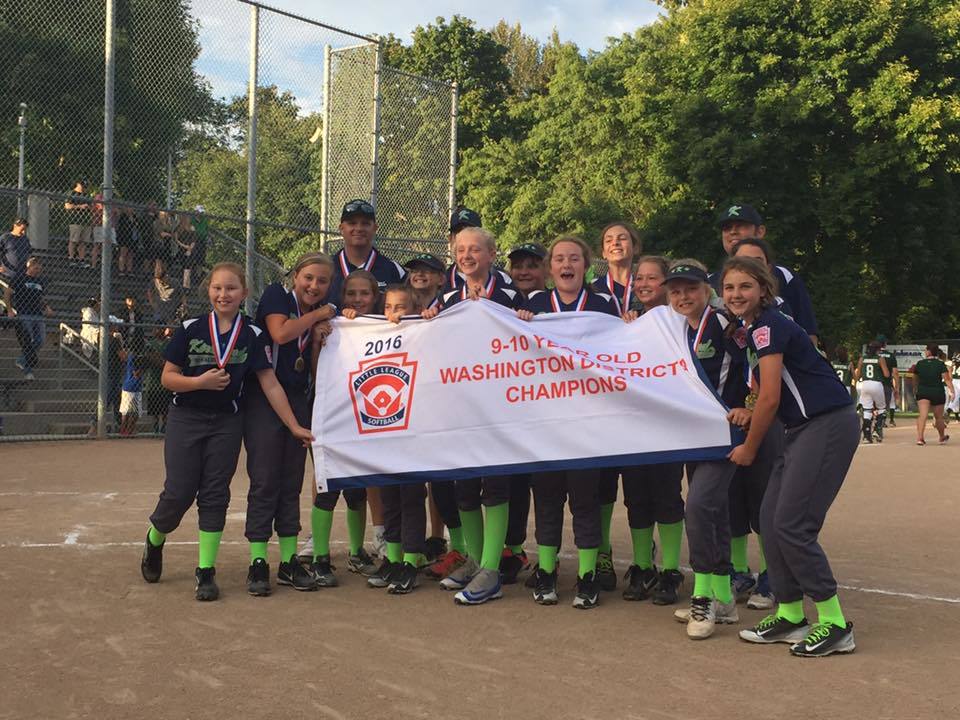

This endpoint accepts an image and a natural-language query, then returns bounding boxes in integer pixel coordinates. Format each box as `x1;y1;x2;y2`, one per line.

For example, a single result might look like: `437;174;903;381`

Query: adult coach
876;336;900;427
328;199;405;300
710;203;819;345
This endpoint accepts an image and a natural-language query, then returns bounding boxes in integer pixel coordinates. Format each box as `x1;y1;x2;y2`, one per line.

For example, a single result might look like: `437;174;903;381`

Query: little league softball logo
349;353;419;434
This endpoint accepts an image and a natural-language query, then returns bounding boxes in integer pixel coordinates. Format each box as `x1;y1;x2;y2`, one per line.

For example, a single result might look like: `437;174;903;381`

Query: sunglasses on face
343;201;375;215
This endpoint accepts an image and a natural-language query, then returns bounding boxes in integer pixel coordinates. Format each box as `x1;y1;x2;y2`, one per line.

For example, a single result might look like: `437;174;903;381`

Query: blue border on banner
325;443;740;490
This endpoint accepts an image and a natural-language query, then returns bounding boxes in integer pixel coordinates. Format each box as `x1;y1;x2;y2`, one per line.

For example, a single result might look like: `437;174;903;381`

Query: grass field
1;424;958;719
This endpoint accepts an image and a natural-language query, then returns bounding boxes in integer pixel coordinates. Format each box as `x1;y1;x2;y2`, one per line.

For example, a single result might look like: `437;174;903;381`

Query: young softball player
443;207;512;289
663;261;748;638
722;257;860;657
302;270;380;585
363;285;429;594
424;227;523;605
855;341;889;443
140;262;313;601
618;256;687;605
589;222;642;591
523;235;619;608
243;253;338;596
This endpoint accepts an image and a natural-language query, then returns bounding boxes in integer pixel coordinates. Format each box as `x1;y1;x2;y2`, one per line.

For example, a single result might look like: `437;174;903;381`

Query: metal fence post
320;43;332;250
447;81;459;222
96;0;117;439
244;3;260;314
17;103;26;217
370;38;382;207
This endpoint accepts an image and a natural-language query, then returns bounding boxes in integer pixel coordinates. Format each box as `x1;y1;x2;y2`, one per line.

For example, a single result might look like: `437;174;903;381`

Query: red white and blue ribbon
461;273;497;301
208;311;243;369
550;288;588;313
606;273;633;315
448;265;459;287
290;290;310;355
339;247;377;276
692;305;714;355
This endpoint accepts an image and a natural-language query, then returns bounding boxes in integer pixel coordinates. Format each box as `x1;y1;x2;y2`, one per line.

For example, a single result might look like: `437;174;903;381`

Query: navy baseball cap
508;243;547;261
449;207;481;233
664;264;709;284
341;199;376;221
403;253;444;272
717;203;763;227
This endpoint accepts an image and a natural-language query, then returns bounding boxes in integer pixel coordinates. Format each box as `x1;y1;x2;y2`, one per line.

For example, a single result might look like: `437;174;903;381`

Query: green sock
402;552;419;567
776;599;805;624
693;572;713;598
815;595;847;628
278;535;297;563
249;541;268;563
346;507;365;555
508;544;524;554
599;502;615;554
459;508;484;560
756;535;767;574
712;573;733;603
578;547;599;578
480;503;509;570
386;541;402;564
147;525;166;547
311;507;333;557
538;545;559;573
658;521;684;571
198;530;222;569
731;535;749;573
448;526;466;555
630;526;654;569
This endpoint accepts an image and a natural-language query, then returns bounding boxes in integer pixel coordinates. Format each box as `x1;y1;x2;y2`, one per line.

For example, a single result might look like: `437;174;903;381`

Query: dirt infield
1;426;959;719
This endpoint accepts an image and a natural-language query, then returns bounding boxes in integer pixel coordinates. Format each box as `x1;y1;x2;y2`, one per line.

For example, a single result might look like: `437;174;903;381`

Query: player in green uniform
830;347;855;400
912;345;954;445
876;336;900;427
855;342;890;443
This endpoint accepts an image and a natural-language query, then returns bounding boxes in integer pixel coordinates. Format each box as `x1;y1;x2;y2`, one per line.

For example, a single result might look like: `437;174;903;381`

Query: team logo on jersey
752;326;771;350
732;326;748;349
696;339;717;360
349;353;418;434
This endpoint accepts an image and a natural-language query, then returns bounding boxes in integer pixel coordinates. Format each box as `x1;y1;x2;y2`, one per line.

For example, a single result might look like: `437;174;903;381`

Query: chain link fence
0;0;457;440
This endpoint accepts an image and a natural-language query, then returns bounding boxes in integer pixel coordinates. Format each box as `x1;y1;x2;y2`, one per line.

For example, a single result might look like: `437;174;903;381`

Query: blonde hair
207;262;246;288
291;251;333;276
547;234;593;268
454;226;496;252
635;255;670;278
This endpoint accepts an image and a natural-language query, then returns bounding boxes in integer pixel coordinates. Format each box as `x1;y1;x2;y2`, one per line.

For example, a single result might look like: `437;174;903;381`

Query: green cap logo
727;205;742;217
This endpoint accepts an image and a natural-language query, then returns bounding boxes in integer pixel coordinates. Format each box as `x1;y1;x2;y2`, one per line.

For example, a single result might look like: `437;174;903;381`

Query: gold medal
294;356;305;372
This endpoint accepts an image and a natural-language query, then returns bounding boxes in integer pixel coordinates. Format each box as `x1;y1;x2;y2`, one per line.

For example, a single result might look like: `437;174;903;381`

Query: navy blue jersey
330;247;405;301
10;274;47;315
686;307;747;408
525;288;619;316
439;272;523;310
591;273;639;315
445;263;512;289
746;306;850;427
255;282;317;394
163;312;270;413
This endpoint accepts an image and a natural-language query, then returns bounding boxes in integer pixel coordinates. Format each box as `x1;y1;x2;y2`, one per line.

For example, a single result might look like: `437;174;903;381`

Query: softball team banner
312;301;738;491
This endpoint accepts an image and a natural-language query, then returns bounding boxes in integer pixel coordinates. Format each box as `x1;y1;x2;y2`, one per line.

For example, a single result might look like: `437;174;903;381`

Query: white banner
312;300;739;491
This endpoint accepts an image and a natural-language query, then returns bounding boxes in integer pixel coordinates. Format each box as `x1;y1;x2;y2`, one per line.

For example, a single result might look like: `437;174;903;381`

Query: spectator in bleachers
3;257;53;381
122;294;144;353
145;259;183;325
119;353;144;437
89;191;117;271
116;205;136;277
153;210;176;266
174;213;198;290
138;202;159;275
65;181;93;268
80;297;101;359
0;217;32;282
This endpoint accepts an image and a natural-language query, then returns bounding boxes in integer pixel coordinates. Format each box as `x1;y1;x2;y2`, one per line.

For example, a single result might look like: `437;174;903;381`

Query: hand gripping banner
313;301;739;491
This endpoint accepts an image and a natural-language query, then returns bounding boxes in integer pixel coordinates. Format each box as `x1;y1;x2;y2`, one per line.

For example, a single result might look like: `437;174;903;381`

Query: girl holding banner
243;253;338;595
523;235;620;608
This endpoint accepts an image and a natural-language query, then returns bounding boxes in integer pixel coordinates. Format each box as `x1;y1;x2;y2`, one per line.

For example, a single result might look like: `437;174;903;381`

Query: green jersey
877;349;896;385
861;354;884;382
831;362;851;386
914;357;947;393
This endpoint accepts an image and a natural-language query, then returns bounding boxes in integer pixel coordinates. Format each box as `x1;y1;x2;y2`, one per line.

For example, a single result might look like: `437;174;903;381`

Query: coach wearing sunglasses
328;199;406;302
